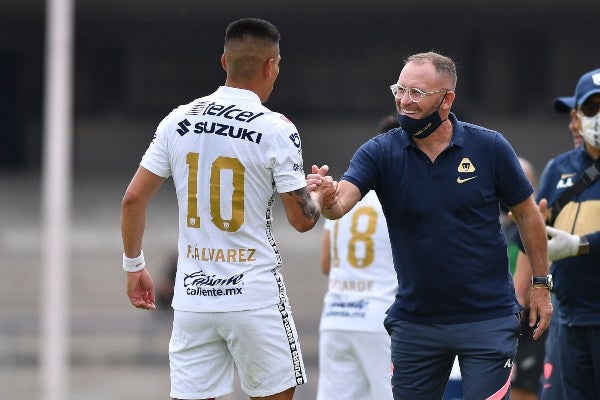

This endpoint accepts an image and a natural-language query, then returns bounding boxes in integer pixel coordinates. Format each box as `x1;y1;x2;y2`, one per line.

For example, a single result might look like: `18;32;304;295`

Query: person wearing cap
554;96;583;148
534;68;600;399
512;89;585;400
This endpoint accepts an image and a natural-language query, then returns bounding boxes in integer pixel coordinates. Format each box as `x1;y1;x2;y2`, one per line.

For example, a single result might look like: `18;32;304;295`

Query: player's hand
306;164;330;191
528;286;552;340
546;226;580;261
127;269;156;310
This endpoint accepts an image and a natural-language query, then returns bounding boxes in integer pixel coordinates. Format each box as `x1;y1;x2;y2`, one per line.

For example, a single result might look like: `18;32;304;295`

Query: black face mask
397;94;447;139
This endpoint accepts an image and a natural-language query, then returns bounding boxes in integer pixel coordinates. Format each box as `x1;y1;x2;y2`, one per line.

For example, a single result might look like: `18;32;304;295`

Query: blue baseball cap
553;96;575;113
575;68;600;107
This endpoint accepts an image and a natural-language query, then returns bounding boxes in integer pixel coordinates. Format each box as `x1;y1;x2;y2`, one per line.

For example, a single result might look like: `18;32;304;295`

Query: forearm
513;199;549;276
321;180;361;220
121;198;148;258
321;201;345;220
519;215;549;277
513;251;533;306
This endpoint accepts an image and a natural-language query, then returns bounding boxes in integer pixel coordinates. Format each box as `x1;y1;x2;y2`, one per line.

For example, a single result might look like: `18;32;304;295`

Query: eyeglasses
390;84;447;103
579;101;600;117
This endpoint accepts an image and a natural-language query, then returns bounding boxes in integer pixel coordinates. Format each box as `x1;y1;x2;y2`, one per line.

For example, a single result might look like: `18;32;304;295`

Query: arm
510;195;552;339
306;164;362;219
320;227;331;276
121;166;165;310
321;180;362;220
279;187;322;232
513;251;532;307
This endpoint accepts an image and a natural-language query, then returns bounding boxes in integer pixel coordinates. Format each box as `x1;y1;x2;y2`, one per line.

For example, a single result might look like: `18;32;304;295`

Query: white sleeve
269;118;306;193
140;112;173;178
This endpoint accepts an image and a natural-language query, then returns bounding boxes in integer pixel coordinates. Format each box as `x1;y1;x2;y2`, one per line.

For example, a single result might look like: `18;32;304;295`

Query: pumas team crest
457;157;476;173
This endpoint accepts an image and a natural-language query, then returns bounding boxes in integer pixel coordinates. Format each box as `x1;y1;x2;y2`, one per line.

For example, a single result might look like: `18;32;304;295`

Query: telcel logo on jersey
201;102;265;122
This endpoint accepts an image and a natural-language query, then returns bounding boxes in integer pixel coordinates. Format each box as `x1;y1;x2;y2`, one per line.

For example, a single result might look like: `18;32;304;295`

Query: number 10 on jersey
186;152;245;232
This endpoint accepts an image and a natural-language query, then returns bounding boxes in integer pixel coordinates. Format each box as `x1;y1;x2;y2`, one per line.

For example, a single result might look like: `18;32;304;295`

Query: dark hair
225;18;281;44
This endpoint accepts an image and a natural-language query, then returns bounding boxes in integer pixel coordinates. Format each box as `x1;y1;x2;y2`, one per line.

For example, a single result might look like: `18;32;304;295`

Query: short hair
225;18;280;46
405;52;457;90
224;18;281;80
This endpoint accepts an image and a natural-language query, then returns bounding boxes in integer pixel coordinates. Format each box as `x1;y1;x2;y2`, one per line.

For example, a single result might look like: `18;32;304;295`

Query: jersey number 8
332;206;378;268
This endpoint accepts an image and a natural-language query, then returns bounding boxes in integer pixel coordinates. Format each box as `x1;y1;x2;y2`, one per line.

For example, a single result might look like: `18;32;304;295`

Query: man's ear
443;91;456;109
221;54;227;71
264;58;274;77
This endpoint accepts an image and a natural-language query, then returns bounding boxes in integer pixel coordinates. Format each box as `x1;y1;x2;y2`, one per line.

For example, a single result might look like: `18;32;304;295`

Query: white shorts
317;330;393;400
169;302;306;399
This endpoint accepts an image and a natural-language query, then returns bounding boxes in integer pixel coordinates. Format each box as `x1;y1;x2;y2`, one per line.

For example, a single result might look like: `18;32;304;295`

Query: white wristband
122;251;146;272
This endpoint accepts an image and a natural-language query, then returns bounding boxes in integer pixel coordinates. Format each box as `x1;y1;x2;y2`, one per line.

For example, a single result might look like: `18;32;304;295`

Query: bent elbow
288;216;318;233
121;188;147;211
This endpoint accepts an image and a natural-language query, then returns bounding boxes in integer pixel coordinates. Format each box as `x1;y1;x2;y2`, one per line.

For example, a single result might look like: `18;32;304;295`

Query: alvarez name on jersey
140;86;306;312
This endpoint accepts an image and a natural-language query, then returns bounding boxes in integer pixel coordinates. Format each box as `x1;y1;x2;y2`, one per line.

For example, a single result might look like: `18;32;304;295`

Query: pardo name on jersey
187;244;257;263
329;279;373;292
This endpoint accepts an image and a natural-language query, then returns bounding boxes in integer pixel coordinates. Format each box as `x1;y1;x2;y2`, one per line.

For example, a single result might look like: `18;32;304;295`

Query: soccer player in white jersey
318;189;396;400
120;18;332;400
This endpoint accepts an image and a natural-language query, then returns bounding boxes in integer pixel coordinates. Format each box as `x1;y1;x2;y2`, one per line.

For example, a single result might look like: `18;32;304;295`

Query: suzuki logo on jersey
457;158;476;173
289;132;301;148
557;173;576;189
194;121;263;144
177;119;192;136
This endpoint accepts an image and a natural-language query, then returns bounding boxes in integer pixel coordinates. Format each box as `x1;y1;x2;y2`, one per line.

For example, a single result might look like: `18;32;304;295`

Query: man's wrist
123;250;145;272
531;274;553;290
531;284;551;290
577;235;590;255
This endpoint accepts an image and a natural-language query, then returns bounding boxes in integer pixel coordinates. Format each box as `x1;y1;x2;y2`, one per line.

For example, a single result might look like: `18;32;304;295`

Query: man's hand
528;286;552;340
306;164;330;191
127;269;156;310
307;164;338;210
546;226;580;261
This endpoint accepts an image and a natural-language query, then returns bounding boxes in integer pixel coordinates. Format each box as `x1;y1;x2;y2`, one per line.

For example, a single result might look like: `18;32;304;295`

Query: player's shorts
384;313;519;400
511;308;547;393
169;302;306;399
317;330;393;400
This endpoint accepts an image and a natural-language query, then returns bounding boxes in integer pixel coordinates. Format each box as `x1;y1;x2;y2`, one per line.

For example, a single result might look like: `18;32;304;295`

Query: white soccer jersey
140;86;306;312
320;191;397;333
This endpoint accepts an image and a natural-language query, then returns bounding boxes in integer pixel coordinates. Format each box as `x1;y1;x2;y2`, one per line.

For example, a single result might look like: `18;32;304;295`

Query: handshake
306;164;340;214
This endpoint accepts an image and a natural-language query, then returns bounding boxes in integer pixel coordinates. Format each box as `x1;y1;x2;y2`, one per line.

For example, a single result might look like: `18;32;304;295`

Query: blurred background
1;0;599;398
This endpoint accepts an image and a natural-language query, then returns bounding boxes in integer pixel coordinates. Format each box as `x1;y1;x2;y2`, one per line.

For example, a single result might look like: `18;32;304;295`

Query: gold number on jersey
332;206;378;268
186;153;245;232
347;206;377;268
332;220;340;267
186;152;200;228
